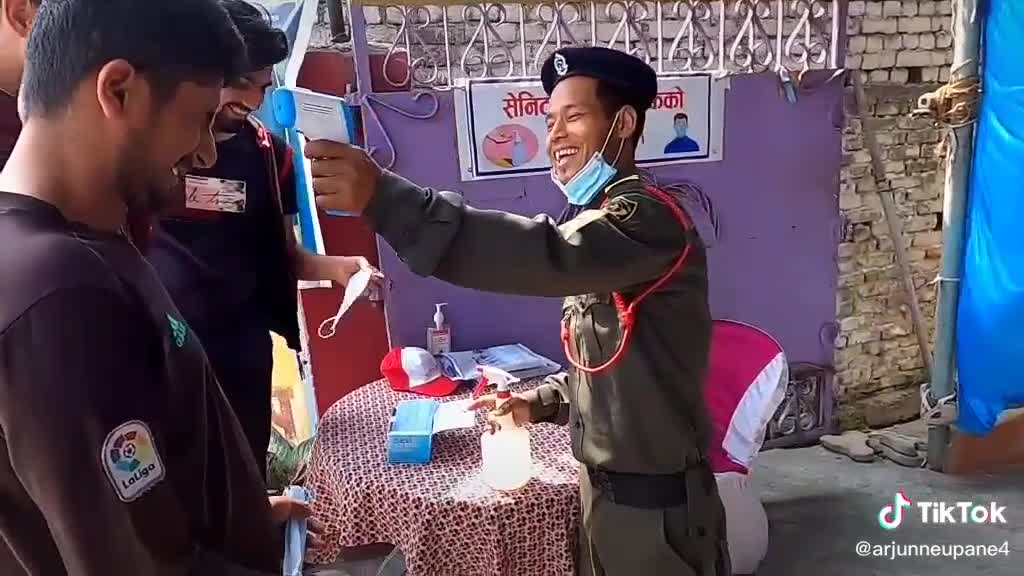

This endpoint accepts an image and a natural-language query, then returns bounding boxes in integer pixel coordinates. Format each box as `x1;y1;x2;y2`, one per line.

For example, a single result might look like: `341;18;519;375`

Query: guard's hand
467;393;532;432
267;495;326;551
305;140;381;214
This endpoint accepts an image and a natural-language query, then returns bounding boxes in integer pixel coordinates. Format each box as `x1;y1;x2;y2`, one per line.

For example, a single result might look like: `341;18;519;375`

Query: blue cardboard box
387;399;440;464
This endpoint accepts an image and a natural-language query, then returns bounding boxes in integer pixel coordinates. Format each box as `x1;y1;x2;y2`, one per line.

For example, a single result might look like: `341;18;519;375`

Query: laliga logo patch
101;420;166;502
554;53;569;76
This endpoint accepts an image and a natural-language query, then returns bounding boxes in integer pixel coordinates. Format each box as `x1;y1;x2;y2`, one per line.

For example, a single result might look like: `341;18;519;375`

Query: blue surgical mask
552;110;625;206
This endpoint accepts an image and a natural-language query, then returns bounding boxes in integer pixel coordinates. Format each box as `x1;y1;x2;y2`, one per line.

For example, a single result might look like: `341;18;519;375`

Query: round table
307;379;581;576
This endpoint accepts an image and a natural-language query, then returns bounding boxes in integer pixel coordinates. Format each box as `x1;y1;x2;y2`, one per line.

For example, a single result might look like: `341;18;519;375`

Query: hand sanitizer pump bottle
475;366;532;491
426;303;451;355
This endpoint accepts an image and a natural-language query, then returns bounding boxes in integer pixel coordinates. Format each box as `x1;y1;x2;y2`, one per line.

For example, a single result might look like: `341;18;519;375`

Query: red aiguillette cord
561;185;694;374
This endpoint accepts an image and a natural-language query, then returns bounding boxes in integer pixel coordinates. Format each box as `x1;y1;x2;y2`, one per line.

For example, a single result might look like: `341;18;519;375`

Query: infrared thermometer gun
271;86;357;145
272;86;359;216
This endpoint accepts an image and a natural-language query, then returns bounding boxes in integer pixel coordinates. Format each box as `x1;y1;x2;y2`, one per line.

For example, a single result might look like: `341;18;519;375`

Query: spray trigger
471;375;491;400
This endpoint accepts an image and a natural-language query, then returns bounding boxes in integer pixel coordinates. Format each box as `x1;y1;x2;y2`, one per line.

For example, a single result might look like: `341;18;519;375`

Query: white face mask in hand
318;269;374;339
282;486;313;576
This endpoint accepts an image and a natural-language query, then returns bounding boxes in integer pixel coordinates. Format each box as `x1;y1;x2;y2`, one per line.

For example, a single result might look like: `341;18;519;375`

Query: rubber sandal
883;431;927;452
820;431;876;463
866;436;925;468
868;432;919;458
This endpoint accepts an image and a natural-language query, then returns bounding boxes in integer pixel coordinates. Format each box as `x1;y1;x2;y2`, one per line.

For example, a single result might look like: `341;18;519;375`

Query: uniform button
574;421;582;428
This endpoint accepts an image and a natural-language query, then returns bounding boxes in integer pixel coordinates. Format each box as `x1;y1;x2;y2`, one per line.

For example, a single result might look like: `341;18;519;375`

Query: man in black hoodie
0;0;322;573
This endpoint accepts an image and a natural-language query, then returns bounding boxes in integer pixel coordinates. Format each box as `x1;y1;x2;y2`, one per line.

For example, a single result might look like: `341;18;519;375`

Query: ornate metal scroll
528;2;587;76
663;1;720;73
763;362;837;450
729;0;776;74
783;0;831;73
460;4;519;79
603;1;656;64
357;1;840;89
380;5;445;88
360;92;441;170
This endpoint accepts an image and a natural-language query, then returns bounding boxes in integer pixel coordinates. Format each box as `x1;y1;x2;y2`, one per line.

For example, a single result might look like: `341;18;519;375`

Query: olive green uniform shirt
367;171;712;475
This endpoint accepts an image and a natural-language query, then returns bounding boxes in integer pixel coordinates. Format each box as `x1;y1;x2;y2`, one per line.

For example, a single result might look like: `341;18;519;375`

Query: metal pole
852;75;934;383
928;0;983;472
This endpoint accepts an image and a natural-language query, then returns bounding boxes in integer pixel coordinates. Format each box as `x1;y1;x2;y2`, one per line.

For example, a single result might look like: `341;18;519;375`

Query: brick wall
836;0;953;429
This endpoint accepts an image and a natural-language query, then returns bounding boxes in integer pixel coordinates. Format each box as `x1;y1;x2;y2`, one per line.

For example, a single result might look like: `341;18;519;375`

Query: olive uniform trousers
576;464;731;576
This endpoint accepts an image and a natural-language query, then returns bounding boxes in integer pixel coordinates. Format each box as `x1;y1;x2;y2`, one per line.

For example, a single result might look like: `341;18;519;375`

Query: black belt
587;461;708;509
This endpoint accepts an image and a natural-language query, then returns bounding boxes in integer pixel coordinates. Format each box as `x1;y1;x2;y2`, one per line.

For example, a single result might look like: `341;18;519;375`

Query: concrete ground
754;445;1024;576
322;438;1024;576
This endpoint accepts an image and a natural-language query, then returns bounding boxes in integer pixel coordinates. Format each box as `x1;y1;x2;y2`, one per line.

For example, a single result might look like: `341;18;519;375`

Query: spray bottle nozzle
471;365;520;399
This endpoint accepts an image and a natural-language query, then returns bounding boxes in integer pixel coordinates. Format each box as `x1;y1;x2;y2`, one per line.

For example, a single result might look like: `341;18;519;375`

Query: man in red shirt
0;0;37;166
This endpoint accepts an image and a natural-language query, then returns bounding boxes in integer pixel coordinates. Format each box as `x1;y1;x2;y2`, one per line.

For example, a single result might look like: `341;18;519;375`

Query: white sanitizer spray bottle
474;365;532;491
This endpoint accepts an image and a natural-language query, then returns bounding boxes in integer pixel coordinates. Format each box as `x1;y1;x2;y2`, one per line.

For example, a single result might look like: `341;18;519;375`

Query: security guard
305;47;730;576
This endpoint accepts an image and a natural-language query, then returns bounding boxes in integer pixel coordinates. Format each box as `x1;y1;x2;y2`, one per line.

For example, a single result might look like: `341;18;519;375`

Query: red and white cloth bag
703;319;789;575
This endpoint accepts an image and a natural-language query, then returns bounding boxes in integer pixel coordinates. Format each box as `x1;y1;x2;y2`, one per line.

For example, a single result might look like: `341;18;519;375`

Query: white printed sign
455;74;727;181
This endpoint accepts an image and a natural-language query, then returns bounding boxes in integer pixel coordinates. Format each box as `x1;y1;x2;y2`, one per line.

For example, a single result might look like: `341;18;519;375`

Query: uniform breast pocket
577;294;622;364
561;302;580;357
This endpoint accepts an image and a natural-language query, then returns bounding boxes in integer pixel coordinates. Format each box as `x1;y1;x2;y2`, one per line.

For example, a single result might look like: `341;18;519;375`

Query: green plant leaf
266;428;318;491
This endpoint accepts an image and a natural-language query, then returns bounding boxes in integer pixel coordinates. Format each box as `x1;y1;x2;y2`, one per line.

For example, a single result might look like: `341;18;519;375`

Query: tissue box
387;399;439;464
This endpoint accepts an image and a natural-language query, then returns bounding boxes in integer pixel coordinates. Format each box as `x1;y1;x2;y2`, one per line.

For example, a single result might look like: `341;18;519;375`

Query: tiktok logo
878;491;913;530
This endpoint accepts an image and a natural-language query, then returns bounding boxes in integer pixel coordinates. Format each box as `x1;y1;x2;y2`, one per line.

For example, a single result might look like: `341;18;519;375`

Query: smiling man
138;0;379;476
303;47;730;576
0;0;309;573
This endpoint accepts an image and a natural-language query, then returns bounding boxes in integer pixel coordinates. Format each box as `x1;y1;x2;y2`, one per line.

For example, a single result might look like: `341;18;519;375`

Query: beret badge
553;53;569;76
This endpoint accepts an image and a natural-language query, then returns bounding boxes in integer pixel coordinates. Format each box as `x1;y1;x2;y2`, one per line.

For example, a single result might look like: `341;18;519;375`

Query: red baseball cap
380;348;461;398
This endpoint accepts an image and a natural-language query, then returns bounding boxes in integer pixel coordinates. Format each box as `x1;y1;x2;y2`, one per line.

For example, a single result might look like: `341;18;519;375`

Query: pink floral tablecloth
307;379;581;576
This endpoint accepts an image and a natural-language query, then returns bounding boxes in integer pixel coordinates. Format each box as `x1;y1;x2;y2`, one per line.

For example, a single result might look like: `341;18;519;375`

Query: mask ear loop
610;136;626;168
599;109;627;167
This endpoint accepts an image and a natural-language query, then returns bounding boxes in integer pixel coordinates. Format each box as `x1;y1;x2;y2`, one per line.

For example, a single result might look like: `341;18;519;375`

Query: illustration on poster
484;124;540;168
664;113;701;155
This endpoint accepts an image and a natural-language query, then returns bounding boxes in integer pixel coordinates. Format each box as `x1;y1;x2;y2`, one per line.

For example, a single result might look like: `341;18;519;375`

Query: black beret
540;47;658;112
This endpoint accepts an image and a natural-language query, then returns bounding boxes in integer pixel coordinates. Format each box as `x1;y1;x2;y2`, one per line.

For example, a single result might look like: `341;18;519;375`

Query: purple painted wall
367;72;843;366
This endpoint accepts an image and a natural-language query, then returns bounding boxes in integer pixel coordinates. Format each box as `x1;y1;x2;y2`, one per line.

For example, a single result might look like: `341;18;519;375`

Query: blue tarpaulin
956;0;1024;435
